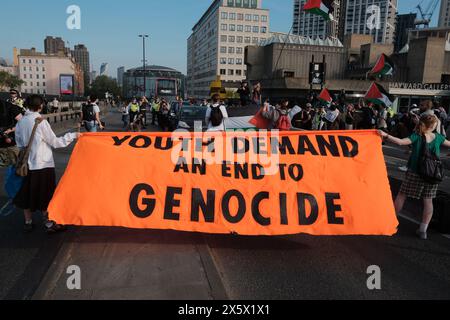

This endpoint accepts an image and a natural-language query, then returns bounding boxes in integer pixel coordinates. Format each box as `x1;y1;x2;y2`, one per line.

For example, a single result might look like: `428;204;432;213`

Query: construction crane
414;0;440;28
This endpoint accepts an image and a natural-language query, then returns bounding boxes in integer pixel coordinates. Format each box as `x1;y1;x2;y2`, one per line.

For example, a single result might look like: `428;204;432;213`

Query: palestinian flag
365;82;393;107
369;54;395;78
318;88;332;106
303;0;334;21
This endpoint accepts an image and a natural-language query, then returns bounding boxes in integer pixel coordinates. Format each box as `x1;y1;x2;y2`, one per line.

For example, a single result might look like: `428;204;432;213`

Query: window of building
220;69;226;75
228;47;235;54
42;60;45;64
261;26;267;33
236;0;242;6
221;12;228;20
28;59;31;64
228;69;234;76
36;74;40;79
220;46;227;53
30;82;33;86
245;14;252;21
229;13;236;20
36;59;39;64
261;15;267;22
29;74;33;79
221;35;227;42
236;70;242;76
236;47;243;54
37;82;40;87
24;74;27;79
43;82;46;86
228;58;235;64
229;24;236;31
252;37;259;44
23;67;26;71
220;58;227;64
36;67;39;71
251;0;257;8
253;15;259;22
237;36;243;43
29;67;32;71
42;74;45;79
229;36;235;42
245;37;251;43
237;13;244;20
221;24;228;31
245;25;252;32
236;58;243;64
42;67;45;71
22;59;26;64
243;0;250;8
237;25;243;32
253;26;259;33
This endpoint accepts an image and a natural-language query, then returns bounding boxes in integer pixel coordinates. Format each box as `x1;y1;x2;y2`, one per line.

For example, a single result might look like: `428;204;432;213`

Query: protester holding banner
13;95;80;234
379;115;450;240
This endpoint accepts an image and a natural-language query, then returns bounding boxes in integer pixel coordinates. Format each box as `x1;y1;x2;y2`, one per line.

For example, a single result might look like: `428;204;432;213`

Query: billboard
60;74;74;95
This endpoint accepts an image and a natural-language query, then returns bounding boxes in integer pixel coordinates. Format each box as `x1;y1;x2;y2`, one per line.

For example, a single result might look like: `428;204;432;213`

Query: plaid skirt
400;171;439;200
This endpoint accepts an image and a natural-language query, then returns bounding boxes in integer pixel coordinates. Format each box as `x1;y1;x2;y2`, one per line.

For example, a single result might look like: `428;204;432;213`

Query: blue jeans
85;121;98;132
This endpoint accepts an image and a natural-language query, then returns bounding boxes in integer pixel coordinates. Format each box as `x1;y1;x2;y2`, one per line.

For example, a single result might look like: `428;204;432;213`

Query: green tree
0;71;24;91
88;75;120;98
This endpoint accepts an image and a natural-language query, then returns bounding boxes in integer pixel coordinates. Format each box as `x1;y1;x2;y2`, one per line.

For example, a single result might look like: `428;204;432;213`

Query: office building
100;63;109;76
293;0;341;39
394;13;416;53
339;0;397;44
117;66;125;88
44;36;67;55
71;44;90;89
187;0;270;98
439;0;450;27
15;48;84;96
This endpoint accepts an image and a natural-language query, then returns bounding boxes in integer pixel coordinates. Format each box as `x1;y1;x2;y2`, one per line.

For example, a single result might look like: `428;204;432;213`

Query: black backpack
82;104;96;122
418;135;444;184
210;105;224;127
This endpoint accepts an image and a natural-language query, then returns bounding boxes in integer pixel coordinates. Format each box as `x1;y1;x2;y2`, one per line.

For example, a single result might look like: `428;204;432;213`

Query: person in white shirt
80;95;104;132
205;94;228;132
14;95;80;234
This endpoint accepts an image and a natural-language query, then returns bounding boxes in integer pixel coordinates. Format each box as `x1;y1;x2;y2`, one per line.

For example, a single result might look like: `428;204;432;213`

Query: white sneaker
398;166;408;172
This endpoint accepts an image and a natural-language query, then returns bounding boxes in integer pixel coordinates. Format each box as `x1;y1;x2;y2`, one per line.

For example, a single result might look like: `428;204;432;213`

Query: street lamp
138;34;149;97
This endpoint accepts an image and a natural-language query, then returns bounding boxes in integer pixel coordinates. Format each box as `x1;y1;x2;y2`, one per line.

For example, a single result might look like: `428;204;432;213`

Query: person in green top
379;115;450;240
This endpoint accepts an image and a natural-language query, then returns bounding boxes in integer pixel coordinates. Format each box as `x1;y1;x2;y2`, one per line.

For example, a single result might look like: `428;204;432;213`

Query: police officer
7;89;25;114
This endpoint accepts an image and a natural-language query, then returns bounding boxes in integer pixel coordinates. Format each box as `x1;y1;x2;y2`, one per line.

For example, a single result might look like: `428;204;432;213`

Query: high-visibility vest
152;102;160;112
130;103;139;113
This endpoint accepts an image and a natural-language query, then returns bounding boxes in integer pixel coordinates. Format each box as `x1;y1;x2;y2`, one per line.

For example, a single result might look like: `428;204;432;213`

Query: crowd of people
1;86;450;240
120;96;178;132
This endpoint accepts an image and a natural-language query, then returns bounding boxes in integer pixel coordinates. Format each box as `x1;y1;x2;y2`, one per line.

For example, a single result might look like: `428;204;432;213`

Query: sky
0;0;440;77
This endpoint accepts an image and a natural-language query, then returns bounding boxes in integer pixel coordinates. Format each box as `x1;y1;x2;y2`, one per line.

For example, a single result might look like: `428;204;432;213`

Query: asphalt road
1;109;450;300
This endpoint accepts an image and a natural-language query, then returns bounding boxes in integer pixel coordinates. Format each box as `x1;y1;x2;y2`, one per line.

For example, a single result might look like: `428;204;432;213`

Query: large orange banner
48;130;398;236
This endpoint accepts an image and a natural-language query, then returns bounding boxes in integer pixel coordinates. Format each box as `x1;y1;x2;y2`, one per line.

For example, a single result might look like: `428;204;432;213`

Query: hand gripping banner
48;130;398;236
